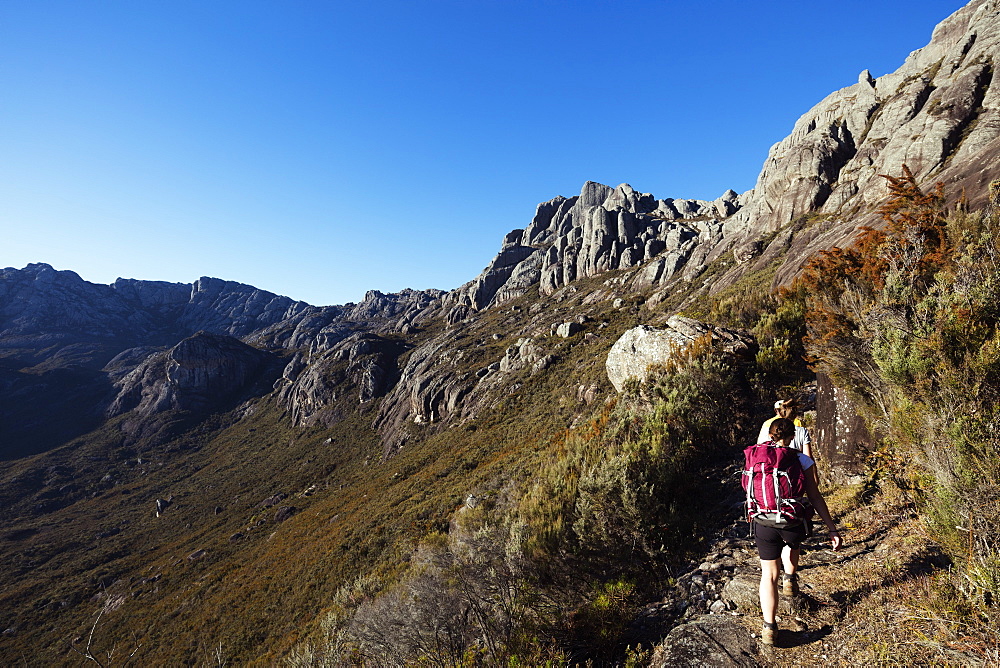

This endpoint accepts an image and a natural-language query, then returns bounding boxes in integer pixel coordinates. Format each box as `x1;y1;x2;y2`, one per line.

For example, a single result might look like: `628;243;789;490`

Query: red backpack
742;442;811;527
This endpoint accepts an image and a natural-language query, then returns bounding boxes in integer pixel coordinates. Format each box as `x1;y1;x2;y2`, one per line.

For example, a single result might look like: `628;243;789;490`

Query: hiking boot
782;573;799;597
761;622;777;646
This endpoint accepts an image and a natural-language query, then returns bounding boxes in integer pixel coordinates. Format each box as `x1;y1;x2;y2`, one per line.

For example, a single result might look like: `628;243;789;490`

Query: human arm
804;471;842;550
757;419;772;444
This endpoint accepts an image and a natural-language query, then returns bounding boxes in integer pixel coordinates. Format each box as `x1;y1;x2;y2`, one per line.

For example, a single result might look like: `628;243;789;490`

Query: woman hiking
749;417;841;646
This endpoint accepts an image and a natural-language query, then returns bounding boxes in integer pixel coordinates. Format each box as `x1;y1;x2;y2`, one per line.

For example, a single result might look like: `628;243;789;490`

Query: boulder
273;506;297;523
555;322;581;338
606;317;756;392
721;573;761;614
154;497;172;517
260;493;287;507
650;614;760;667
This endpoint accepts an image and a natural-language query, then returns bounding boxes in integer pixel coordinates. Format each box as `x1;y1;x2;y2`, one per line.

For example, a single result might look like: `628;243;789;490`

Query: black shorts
753;521;807;561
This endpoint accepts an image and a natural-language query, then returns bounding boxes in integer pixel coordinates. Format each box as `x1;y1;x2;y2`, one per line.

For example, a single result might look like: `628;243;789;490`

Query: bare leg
759;559;780;624
780;545;800;575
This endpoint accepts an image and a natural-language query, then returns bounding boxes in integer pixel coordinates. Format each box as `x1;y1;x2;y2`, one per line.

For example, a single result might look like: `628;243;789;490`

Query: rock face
444;182;738;318
606;317;756;392
720;0;1000;288
372;335;478;456
106;332;279;418
814;372;874;484
0;263;450;454
278;333;407;426
0;264;312;369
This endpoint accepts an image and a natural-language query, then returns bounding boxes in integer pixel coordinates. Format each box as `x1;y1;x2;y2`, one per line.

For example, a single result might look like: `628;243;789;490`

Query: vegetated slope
0;274;663;664
3;1;1000;663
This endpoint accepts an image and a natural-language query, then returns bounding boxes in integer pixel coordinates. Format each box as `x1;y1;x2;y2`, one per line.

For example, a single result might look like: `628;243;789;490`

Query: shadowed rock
106;332;278;418
650;614;761;667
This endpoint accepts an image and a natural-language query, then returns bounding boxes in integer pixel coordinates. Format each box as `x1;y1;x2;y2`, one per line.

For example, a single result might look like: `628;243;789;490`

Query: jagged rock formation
606;317;757;392
278;332;407;426
443;1;1000;311
721;0;1000;287
443;182;739;319
106;332;278;418
341;289;445;331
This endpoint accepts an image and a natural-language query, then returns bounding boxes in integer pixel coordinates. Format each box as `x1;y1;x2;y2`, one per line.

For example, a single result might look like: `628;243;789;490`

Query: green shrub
790;169;1000;643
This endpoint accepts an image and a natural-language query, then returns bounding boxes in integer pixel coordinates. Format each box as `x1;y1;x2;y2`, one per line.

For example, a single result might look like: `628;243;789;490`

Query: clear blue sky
1;0;968;306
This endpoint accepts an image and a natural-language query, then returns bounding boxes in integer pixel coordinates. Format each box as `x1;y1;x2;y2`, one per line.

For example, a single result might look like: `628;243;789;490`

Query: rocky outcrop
342;289;445;330
372;327;567;457
106;332;278;418
372;335;476;456
278;333;407;426
454;2;1000;311
606;317;756;392
719;0;1000;288
814;372;874;485
649;614;761;667
446;182;739;315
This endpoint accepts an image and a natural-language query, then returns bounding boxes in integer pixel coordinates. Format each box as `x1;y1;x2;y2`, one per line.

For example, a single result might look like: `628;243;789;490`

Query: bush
790;168;1000;642
515;335;748;569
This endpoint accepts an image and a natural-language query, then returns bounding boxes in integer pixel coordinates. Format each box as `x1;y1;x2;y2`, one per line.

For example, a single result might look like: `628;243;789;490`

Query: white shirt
792;426;810;452
757;421;810;452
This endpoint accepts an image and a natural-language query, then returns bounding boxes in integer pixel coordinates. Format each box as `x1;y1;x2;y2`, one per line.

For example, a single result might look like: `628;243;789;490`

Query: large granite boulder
606;317;756;392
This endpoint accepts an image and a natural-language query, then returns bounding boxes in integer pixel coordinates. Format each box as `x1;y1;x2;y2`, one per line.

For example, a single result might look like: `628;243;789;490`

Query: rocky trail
628;467;950;667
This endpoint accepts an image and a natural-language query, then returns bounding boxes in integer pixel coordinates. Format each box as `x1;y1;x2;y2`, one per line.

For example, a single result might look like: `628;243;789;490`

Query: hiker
745;417;841;646
758;398;811;457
